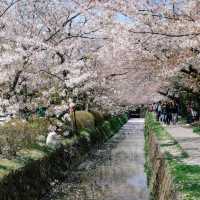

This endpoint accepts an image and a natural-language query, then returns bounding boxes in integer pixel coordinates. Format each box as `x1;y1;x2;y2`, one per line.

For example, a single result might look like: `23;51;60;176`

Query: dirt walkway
166;125;200;165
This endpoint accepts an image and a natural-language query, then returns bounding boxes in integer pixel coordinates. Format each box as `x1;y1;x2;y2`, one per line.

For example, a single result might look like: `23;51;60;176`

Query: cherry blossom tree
0;0;110;116
92;0;200;105
1;0;200;118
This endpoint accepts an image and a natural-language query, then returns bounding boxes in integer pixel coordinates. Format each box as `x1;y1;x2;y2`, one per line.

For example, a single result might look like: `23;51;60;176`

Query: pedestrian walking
160;102;166;123
166;102;172;125
187;104;193;124
171;101;178;125
156;101;162;121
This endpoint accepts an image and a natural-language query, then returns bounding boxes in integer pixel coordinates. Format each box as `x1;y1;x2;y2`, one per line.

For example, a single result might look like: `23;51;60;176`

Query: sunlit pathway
42;119;149;200
167;125;200;165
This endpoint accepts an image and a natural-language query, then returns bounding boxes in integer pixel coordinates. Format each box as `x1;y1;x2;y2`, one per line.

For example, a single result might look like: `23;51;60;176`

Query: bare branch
38;70;64;81
129;30;200;38
105;72;129;80
10;70;23;92
0;0;22;18
138;9;195;22
181;65;200;78
56;51;65;64
45;12;81;42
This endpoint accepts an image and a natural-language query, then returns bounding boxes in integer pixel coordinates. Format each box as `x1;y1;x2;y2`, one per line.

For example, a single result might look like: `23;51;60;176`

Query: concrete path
166;125;200;165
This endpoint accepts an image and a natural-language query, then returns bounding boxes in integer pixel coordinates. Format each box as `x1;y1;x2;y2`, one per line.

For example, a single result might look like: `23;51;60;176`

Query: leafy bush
70;111;95;130
78;114;128;145
90;111;104;125
102;121;113;136
50;92;62;105
0;112;128;159
109;117;121;133
79;130;90;142
103;113;112;120
120;113;128;124
0;117;50;159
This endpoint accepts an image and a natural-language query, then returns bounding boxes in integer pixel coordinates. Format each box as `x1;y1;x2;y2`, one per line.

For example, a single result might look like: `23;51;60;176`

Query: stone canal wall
146;132;179;200
0;114;128;200
145;113;182;200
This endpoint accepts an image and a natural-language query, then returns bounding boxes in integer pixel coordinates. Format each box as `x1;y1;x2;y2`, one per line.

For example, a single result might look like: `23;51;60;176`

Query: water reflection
42;119;149;200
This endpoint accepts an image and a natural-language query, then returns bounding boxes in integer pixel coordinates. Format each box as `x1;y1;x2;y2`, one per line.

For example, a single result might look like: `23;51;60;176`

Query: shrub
118;117;124;126
0;117;50;159
50;92;62;105
103;113;112;120
102;121;113;137
0;112;128;159
79;130;90;142
90;111;104;125
27;117;50;134
70;111;95;130
120;114;128;123
109;116;121;133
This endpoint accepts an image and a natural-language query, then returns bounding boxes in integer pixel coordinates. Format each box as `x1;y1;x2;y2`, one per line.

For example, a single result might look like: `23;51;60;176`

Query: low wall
0;114;128;200
144;112;183;200
146;132;180;200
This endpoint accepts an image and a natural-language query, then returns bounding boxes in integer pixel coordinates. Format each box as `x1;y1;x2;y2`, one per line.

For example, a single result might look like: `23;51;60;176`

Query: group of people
149;100;199;126
152;101;179;125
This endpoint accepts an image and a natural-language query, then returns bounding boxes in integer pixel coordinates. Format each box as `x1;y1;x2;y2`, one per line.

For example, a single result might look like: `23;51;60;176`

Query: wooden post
73;109;78;134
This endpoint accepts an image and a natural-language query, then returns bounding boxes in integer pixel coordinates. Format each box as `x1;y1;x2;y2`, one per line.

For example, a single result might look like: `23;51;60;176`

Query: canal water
42;118;149;200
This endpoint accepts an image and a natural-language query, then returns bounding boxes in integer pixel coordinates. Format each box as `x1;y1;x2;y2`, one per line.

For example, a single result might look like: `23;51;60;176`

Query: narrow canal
42;119;149;200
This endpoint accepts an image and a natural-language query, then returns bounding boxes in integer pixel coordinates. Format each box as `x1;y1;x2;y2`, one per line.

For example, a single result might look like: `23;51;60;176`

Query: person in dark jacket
155;101;162;121
165;102;172;125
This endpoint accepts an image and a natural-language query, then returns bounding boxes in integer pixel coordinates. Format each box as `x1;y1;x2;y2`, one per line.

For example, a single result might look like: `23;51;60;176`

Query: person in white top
46;126;61;147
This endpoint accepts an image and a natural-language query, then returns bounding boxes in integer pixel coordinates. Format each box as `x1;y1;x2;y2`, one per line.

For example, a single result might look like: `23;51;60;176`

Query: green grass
170;160;200;200
145;112;171;140
145;112;200;200
191;121;200;135
193;126;200;134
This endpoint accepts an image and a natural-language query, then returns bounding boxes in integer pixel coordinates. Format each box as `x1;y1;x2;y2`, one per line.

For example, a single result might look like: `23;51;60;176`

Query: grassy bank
192;122;200;135
145;112;200;200
0;113;128;200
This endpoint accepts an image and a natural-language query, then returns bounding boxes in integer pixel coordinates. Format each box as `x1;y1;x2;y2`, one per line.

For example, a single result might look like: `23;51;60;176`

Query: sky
115;13;133;24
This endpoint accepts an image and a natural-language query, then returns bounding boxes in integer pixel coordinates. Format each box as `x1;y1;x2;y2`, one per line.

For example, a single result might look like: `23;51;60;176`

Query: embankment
0;113;128;200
